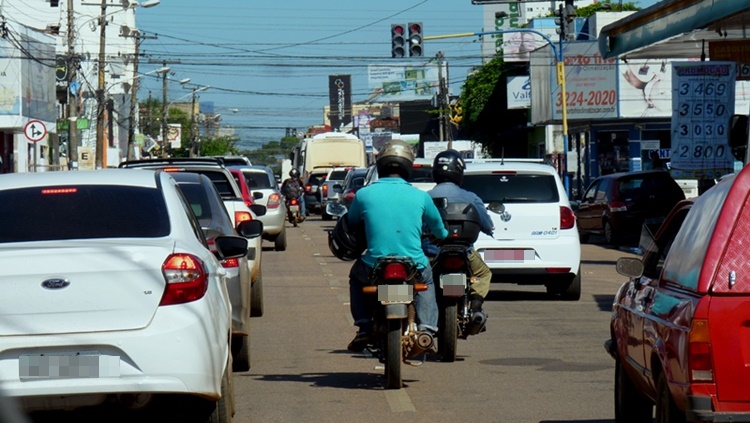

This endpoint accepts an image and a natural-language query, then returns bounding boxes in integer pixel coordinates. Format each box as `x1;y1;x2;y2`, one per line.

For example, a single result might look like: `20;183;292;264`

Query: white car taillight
560;206;576;230
160;253;208;306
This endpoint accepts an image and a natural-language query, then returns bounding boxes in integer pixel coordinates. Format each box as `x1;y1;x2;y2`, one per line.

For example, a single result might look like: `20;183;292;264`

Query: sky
134;0;660;151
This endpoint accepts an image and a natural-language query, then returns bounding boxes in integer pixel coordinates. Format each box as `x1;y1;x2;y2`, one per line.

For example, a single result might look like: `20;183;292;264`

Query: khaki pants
468;249;491;298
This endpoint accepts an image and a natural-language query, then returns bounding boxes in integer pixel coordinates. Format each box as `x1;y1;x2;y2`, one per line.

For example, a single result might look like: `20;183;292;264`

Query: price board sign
670;62;736;179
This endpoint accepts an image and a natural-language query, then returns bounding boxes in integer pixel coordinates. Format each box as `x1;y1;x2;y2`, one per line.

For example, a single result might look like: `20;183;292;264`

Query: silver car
231;165;288;251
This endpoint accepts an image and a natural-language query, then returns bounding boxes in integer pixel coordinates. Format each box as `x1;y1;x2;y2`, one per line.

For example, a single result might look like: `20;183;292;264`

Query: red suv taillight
322;184;329;198
160;253;208;306
267;193;281;209
560;206;575;230
609;201;628;212
689;318;714;382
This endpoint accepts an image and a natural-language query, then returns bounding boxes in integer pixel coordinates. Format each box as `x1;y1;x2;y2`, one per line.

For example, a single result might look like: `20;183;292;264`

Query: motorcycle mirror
326;202;347;217
487;202;505;214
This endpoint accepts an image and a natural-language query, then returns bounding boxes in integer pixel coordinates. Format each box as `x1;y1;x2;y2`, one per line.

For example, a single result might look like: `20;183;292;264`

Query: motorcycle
325;202;432;389
364;256;434;389
431;199;483;362
285;196;304;227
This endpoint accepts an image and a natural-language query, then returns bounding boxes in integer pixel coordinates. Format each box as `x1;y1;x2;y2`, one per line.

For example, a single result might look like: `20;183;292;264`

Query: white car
362;158;436;192
0;170;245;419
230;165;288;251
120;158;265;318
464;159;582;300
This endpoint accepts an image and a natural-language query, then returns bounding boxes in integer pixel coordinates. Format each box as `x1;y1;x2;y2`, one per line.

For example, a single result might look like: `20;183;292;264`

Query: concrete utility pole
125;32;156;160
161;63;169;157
66;0;79;170
94;0;107;169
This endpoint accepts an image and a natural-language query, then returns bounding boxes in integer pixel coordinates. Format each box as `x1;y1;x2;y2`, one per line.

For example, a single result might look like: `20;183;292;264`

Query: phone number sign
670;62;735;179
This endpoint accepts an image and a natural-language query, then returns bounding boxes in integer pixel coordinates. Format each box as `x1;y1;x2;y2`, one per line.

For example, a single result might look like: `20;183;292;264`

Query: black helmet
376;139;414;180
328;213;366;261
432;149;465;185
289;168;300;178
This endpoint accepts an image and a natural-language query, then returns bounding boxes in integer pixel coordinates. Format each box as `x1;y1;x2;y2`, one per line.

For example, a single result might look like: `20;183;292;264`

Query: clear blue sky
135;0;659;150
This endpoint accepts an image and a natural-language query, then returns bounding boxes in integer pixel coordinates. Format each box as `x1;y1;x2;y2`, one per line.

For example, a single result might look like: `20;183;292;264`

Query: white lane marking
384;389;416;412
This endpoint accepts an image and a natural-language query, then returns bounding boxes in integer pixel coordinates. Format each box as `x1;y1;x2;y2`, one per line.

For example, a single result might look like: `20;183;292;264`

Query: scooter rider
281;168;306;218
346;139;449;353
425;149;494;334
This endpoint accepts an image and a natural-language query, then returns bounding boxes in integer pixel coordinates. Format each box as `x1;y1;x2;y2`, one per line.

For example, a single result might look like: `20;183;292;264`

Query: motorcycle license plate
440;273;466;297
377;285;413;304
289;205;300;213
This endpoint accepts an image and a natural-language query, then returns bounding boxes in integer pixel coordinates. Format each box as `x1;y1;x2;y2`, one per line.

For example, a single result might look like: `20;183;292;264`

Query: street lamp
181;84;210;157
424;29;571;197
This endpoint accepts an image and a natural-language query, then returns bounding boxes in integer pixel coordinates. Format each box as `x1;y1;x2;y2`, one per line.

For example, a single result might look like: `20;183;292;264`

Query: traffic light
408;22;423;57
554;4;566;40
563;0;577;41
391;24;406;58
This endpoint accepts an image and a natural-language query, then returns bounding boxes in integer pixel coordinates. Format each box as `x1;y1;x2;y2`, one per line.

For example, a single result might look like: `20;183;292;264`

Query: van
606;163;750;421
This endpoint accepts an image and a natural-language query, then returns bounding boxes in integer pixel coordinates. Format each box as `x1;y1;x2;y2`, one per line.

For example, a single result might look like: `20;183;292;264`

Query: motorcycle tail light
267;193;280;209
235;211;252;224
160;253;208;306
560;206;576;230
290;198;298;206
305;184;312;193
689;318;714;382
383;263;408;281
442;256;465;271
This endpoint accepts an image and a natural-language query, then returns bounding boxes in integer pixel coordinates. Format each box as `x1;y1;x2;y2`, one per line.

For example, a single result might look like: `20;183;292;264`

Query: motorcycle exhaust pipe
416;331;434;349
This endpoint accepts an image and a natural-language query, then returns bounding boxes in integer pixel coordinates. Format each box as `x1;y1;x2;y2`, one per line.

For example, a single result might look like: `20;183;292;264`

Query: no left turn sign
24;120;47;143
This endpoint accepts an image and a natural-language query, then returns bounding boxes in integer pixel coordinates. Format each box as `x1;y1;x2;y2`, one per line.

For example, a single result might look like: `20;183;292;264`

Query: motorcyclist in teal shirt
346;140;448;353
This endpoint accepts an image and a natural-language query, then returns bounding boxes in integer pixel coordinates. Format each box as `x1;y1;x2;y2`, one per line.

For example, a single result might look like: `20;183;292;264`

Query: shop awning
599;0;750;59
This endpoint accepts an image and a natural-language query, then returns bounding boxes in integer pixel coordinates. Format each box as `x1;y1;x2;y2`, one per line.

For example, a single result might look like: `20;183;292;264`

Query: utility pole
161;62;169;157
66;0;79;170
436;51;448;146
189;88;197;157
125;32;156;160
94;0;107;169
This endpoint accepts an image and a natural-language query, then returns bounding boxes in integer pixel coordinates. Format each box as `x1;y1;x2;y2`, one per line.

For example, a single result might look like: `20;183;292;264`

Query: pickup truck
320;167;354;220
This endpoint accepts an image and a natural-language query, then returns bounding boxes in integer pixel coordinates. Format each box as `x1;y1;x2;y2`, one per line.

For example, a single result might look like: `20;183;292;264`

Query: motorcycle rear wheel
440;300;458;362
385;319;402;390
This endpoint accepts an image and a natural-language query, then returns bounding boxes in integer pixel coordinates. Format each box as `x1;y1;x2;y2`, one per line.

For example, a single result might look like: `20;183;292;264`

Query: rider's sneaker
347;331;371;353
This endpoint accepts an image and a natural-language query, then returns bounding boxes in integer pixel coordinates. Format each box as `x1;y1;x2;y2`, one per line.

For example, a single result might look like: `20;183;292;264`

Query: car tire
274;227;287;251
205;370;233;423
579;232;590;243
546;272;581;301
604;220;621;245
656;370;686;423
321;209;332;221
251;272;264;317
615;359;652;423
231;335;250;372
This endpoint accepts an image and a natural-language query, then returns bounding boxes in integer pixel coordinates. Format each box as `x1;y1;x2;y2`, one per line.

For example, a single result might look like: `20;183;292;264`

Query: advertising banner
670;62;736;179
328;74;352;132
551;41;618;121
168;123;182;149
507;76;530;109
619;59;675;118
367;64;438;102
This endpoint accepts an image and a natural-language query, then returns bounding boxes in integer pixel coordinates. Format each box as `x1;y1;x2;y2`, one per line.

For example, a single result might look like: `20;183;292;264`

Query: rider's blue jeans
348;257;438;334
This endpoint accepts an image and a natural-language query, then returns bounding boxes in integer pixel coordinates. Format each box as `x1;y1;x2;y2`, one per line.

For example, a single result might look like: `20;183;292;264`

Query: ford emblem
41;278;70;290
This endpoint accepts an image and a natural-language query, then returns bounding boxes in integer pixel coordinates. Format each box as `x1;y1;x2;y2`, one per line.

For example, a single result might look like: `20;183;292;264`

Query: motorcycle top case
438;201;481;245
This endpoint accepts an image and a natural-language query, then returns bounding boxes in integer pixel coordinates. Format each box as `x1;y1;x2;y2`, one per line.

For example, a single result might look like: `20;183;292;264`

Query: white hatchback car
0;170;244;419
463;160;582;300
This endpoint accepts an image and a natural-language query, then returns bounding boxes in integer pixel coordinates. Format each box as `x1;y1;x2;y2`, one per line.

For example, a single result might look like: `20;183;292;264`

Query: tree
199;135;241;156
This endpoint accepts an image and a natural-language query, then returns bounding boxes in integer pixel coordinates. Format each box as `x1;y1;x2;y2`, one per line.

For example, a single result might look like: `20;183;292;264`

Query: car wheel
251;272;264;317
231;335;250;372
579;232;590;243
321;209;332;221
656;370;686;423
274;227;287;251
206;370;233;423
615;359;652;423
546;272;581;301
604;220;621;245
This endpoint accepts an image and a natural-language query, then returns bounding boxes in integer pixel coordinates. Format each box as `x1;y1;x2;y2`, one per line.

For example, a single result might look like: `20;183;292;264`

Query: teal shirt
348;177;448;268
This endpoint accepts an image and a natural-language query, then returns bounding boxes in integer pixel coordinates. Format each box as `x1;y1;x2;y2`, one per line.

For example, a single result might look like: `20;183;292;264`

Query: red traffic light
391;24;407;58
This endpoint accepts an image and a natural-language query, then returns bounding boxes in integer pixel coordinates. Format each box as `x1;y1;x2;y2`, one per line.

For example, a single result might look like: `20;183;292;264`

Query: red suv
606;163;750;422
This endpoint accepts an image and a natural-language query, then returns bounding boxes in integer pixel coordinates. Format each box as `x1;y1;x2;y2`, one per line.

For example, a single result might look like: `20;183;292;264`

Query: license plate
289;205;300;213
377;285;413;304
440;273;466;297
19;353;120;380
483;249;535;263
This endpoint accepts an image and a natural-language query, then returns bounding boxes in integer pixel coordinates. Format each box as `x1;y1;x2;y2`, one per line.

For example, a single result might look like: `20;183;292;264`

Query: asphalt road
20;216;639;423
234;216;639;423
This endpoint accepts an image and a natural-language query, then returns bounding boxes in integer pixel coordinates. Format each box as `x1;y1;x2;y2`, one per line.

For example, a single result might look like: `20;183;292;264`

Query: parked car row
0;169;264;421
